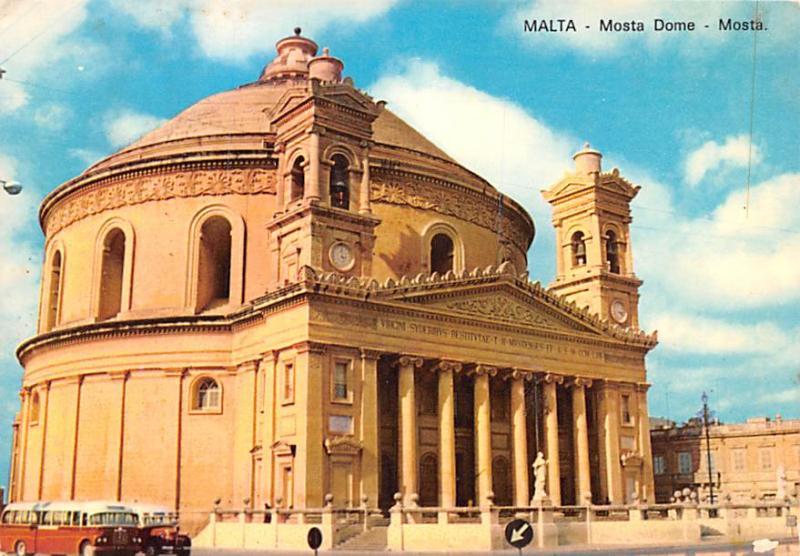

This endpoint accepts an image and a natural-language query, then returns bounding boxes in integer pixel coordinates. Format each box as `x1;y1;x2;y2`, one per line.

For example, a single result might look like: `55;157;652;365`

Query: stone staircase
334;519;389;551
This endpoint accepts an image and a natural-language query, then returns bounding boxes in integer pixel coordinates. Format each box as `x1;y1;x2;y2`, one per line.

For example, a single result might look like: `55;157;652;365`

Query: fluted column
397;355;423;505
637;383;655;503
360;350;381;505
602;381;623;503
473;365;496;507
571;378;592;504
306;130;321;201
510;370;530;507
437;360;461;507
359;146;371;214
542;374;563;505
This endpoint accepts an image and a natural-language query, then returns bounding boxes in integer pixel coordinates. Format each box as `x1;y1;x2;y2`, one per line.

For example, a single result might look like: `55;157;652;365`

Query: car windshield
88;512;138;526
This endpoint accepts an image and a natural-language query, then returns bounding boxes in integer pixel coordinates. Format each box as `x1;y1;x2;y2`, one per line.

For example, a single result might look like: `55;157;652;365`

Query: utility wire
744;1;761;217
0;0;85;66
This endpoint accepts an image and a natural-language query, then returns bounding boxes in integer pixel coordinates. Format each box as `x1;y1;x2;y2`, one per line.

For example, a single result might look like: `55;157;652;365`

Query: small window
29;391;40;425
283;362;295;403
654;455;666;475
332;361;349;401
759;448;773;471
703;451;716;474
329;154;350;210
98;228;126;320
46;250;63;331
571;232;586;266
678;452;692;474
430;233;454;274
290;157;305;201
621;394;632;425
605;230;620;273
193;377;221;411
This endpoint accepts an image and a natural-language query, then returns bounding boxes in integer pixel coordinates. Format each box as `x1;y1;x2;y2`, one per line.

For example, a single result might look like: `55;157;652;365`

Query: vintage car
127;504;190;556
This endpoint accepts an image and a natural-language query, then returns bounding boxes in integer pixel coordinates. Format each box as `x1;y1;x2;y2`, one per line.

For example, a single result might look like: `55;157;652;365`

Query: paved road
192;536;799;555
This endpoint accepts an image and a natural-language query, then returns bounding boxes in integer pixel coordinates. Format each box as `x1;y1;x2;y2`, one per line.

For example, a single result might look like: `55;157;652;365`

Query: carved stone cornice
635;382;651;393
107;371;130;382
294;341;327;354
44;166;276;235
324;436;363;456
395;355;423;368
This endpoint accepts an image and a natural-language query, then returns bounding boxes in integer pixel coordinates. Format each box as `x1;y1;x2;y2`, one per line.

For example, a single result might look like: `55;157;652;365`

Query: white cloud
33;103;72;130
370;58;575;228
113;0;399;62
684;134;760;186
68;147;105;166
104;109;166;148
0;0;91;113
651;312;790;355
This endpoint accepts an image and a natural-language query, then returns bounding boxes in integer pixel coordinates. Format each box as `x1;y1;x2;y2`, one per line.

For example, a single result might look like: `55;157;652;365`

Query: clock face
329;242;355;271
611;300;628;324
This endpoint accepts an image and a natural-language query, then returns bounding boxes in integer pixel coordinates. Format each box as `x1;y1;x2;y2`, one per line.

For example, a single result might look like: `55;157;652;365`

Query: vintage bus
126;505;190;556
0;501;142;556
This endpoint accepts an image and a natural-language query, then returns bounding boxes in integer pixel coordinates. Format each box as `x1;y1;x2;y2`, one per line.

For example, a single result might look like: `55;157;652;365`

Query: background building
651;415;800;503
8;31;657;533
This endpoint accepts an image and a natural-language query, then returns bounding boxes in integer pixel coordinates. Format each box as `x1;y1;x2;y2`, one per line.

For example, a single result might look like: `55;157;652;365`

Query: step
335;526;388;551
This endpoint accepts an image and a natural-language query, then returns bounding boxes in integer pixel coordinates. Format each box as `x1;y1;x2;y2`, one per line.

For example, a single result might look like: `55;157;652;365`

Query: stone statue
532;451;548;501
776;465;787;500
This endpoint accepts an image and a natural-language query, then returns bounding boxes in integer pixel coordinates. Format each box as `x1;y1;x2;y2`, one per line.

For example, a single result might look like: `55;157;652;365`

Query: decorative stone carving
370;171;530;251
443;296;560;329
45;167;275;235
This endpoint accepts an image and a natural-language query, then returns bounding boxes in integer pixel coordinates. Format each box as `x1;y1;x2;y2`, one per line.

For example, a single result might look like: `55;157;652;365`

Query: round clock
329;242;355;271
611;300;628;324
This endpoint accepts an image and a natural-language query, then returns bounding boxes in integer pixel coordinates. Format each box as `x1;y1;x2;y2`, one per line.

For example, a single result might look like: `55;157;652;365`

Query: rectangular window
621;394;632;424
654;455;666;475
732;449;746;472
759;448;773;471
678;451;692;474
329;414;353;434
333;361;349;401
702;451;716;473
283;363;294;403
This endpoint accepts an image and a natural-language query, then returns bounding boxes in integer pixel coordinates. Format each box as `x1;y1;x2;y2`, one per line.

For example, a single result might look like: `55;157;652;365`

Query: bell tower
263;30;382;289
542;144;642;328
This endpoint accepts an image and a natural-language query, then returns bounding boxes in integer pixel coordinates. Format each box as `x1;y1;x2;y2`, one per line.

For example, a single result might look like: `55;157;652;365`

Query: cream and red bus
0;501;142;556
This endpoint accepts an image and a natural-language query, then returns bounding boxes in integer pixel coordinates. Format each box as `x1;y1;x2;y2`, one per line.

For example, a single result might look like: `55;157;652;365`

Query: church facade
8;31;657;533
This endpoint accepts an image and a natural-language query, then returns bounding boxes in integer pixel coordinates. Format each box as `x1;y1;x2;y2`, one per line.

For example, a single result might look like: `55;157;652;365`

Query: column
261;351;279;505
474;365;496;507
542;374;562;505
16;389;30;500
360;350;381;506
397;355;422;505
295;342;326;508
571;378;592;504
306;130;321;201
359;147;371;214
637;384;655;503
602;382;623;503
36;382;51;500
511;371;530;507
437;361;461;507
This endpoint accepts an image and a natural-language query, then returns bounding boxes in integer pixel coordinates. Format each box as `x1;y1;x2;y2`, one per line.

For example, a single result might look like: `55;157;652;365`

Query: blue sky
0;1;798;490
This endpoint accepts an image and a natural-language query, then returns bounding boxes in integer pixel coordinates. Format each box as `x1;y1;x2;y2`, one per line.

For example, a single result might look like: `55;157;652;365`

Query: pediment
267;89;311;121
398;285;599;334
316;85;377;115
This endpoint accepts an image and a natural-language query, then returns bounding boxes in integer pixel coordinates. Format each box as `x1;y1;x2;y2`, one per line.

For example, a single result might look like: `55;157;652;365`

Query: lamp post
1;179;22;195
700;392;715;505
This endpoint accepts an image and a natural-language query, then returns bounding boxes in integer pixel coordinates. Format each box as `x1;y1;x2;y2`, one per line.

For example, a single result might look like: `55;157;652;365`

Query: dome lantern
259;27;319;82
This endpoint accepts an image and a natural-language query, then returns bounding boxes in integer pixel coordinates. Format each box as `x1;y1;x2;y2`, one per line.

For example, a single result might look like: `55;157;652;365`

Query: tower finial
294;27;302;36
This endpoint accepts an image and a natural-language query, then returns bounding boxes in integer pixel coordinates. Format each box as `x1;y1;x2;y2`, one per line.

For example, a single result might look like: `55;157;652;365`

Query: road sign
504;518;534;551
307;527;323;554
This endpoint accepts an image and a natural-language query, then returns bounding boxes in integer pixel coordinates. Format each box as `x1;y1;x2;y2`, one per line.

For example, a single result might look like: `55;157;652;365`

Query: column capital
395;355;423;368
472;364;497;377
543;373;564;385
359;348;382;361
261;349;280;364
635;382;651;393
435;360;462;373
570;377;593;389
237;359;260;374
294;341;327;354
511;368;535;381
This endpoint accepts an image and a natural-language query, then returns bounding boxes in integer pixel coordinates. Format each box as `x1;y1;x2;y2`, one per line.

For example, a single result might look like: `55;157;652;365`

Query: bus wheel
144;545;158;556
14;541;26;556
79;540;94;556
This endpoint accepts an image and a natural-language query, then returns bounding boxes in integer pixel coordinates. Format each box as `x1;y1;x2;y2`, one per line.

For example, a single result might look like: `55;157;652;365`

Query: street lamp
700;392;715;506
1;179;22;195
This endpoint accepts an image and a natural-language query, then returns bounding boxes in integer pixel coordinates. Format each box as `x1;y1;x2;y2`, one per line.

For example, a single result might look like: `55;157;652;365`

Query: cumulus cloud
112;0;399;62
684;134;760;186
505;0;784;57
34;103;72;130
104;109;166;148
370;58;575;229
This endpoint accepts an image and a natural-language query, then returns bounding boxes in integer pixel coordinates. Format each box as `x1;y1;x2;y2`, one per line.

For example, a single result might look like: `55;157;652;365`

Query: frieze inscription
46;168;275;235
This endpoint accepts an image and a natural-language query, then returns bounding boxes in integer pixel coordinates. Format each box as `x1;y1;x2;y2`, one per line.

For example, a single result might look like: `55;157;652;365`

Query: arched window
290;157;305;202
605;231;620;273
98;228;126;320
430;233;454;274
571;232;587;267
45;250;63;331
492;456;512;506
197;216;232;311
418;453;438;507
29;392;40;425
193;377;221;411
329;154;350;210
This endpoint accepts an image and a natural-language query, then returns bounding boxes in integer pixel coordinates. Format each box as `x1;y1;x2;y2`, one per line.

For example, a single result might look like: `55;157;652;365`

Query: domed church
9;30;657;532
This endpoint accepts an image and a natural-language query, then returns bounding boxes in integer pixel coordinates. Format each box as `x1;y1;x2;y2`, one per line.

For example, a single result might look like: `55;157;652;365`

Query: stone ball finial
393;492;403;502
294;27;302;36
